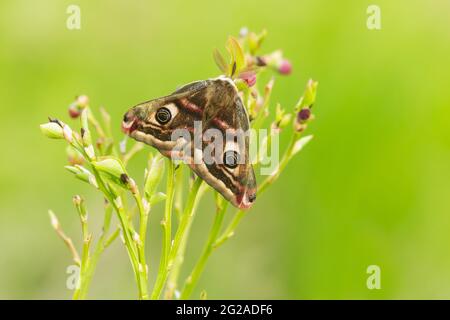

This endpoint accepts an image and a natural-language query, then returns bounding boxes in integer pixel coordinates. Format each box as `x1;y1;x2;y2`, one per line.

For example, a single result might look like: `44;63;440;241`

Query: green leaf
92;157;126;179
213;49;228;74
92;157;128;188
65;165;98;188
144;154;165;202
290;135;313;158
248;29;267;55
149;192;167;205
295;79;318;111
226;36;245;77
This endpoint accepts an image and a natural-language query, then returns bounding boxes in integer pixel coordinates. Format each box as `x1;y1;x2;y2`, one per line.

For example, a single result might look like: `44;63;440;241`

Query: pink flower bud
278;59;292;75
297;108;311;121
244;74;256;87
68;104;81;118
239;72;257;87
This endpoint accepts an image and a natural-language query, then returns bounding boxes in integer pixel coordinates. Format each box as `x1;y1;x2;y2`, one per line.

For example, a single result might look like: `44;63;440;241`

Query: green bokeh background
1;0;450;299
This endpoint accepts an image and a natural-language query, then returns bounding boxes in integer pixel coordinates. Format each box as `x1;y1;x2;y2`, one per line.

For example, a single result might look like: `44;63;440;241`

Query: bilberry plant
40;29;318;299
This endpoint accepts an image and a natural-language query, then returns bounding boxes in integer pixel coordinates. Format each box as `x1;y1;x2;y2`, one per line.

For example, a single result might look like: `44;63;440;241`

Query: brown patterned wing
122;78;256;209
194;78;257;209
122;80;208;154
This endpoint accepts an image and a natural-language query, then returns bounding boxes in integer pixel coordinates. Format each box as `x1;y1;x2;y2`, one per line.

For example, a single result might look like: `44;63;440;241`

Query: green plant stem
74;131;145;298
167;177;203;270
164;182;208;299
133;190;150;299
151;176;203;299
164;239;187;300
180;199;228;299
151;160;176;299
73;197;120;300
214;132;300;248
91;168;144;298
72;130;147;298
177;133;301;298
174;165;184;222
72;236;98;299
213;209;245;249
72;235;91;299
72;225;120;299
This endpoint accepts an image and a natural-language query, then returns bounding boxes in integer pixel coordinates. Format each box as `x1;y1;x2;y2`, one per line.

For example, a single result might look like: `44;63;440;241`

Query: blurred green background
1;0;450;299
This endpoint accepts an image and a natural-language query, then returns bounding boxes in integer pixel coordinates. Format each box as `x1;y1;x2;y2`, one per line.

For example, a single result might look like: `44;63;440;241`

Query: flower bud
68;95;89;119
297;108;311;122
239;71;256;87
294;79;318;132
76;95;89;108
40;122;64;139
92;157;131;189
92;158;126;179
144;154;165;202
73;195;82;206
68;104;81;118
245;74;257;87
277;59;292;75
260;50;292;75
262;50;282;66
73;195;88;222
41;118;73;143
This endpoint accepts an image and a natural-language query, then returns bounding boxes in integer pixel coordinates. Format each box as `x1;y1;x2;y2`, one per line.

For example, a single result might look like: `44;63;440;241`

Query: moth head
122;100;178;135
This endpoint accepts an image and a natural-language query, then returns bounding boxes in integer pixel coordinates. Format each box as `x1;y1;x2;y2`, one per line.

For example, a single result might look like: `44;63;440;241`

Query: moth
122;77;257;209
